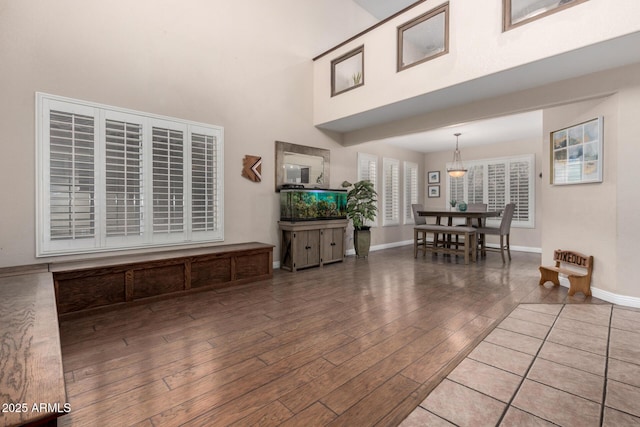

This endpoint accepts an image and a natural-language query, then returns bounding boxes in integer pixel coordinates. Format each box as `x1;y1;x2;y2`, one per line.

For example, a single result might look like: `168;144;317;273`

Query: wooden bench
50;242;274;317
539;249;593;296
0;271;68;426
414;225;477;265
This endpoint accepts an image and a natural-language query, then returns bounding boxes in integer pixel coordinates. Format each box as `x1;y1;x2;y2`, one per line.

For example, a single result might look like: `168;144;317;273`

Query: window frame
331;45;365;97
36;92;224;257
397;3;449;72
446;154;535;228
503;0;589;31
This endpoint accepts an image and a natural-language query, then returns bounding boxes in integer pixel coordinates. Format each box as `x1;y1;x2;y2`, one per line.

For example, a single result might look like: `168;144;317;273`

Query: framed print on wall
427;170;440;184
428;185;440;198
550;117;603;185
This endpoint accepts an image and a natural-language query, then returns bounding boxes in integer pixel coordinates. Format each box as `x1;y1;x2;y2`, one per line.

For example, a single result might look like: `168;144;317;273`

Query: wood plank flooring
58;246;603;426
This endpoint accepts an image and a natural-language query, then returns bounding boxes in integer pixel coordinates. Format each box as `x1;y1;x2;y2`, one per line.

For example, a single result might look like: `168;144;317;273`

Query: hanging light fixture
447;132;467;178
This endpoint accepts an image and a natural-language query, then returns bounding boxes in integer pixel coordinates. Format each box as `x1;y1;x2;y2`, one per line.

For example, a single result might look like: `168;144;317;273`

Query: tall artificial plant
341;180;377;230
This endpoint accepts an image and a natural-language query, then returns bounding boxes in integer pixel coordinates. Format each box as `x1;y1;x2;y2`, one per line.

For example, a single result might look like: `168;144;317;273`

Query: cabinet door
293;230;321;269
322;227;344;264
304;230;321;267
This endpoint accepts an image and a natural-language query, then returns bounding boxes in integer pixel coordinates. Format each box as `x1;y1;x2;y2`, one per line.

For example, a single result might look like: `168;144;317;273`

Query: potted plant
341;180;377;257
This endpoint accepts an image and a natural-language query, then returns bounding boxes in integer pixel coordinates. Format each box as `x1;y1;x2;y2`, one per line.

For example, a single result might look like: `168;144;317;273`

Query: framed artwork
550;117;603;185
397;3;449;71
331;46;364;97
503;0;588;31
428;185;440;198
427;170;440;184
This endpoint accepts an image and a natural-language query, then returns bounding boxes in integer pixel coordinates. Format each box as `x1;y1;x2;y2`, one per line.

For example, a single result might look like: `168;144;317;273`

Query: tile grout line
494;303;565;426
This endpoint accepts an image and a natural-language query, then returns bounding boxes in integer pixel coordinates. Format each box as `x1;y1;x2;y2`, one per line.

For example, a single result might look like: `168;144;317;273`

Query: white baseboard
345;239;414;256
558;277;640;308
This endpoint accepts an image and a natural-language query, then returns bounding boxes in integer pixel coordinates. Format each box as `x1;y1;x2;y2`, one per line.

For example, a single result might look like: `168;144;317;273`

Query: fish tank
280;188;347;221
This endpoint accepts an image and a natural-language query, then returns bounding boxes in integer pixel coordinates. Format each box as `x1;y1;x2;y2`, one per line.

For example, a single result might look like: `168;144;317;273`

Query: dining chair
476;203;516;263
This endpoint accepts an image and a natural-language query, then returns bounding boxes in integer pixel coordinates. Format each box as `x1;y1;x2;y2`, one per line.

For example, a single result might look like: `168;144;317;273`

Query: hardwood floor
58;246;603;426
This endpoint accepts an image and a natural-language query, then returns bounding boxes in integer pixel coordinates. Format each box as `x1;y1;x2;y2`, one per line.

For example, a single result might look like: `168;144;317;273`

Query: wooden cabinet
279;220;348;272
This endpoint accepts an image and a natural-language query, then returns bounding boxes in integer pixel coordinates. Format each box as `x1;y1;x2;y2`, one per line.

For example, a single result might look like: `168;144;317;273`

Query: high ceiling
343;1;640;154
353;0;416;20
349;0;543;153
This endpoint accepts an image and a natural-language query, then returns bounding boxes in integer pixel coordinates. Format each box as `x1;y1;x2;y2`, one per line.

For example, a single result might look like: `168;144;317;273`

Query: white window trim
382;157;400;227
403;161;418;224
36;92;224;257
445;154;535;228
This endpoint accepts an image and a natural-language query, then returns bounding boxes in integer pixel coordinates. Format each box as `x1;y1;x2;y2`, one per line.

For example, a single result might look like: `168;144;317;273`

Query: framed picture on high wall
428;185;440;198
550;117;603;185
427;170;440;184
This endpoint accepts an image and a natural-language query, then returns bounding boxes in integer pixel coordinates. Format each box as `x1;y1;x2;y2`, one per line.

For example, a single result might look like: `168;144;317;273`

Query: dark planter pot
354;227;371;258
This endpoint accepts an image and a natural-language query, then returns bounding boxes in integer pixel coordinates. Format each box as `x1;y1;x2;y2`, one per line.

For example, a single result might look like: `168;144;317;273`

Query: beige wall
0;0;380;268
542;83;640;300
423;138;543;251
542;97;617;295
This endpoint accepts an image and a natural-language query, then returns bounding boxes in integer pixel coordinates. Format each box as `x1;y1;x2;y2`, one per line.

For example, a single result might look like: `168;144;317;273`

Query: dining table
417;209;503;227
417;209;504;254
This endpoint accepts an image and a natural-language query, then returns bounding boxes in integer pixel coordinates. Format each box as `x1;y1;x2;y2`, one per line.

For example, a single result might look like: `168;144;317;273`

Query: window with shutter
404;161;418;224
191;131;219;233
383;158;400;226
48;110;96;242
487;162;506;212
152;126;185;235
105;118;143;238
357;153;378;227
37;93;224;256
446;154;534;228
467;164;484;204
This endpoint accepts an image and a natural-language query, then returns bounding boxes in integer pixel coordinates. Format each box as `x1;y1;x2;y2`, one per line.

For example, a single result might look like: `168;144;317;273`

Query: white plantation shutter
487;162;506;212
152;126;185;234
191;131;218;233
357;153;378;226
105;119;143;237
37;93;224;256
48;110;96;242
449;176;464;204
509;159;531;223
466;164;484;205
404;161;418;223
383;158;400;226
446;155;534;228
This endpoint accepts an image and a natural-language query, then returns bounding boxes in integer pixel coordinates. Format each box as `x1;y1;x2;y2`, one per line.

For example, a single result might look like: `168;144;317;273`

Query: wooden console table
0;272;68;427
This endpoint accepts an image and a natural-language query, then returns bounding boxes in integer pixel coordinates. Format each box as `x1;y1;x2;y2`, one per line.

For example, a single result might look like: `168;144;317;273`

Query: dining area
411;203;516;265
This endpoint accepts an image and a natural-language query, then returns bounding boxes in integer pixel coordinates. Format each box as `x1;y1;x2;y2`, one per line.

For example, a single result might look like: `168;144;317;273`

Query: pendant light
447;132;467;178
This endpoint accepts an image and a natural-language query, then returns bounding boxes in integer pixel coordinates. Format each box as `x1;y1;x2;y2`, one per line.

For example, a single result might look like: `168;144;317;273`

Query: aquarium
280;189;347;221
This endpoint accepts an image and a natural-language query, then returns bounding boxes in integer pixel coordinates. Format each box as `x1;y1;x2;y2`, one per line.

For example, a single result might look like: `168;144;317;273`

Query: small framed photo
550;117;603;185
427;170;440;184
428;185;440;198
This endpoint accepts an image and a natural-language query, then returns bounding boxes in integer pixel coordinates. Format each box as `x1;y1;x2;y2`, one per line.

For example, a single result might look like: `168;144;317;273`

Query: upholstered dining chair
476;203;516;263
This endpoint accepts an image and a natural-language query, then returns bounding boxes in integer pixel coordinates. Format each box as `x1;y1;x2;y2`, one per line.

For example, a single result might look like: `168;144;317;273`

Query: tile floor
400;303;640;427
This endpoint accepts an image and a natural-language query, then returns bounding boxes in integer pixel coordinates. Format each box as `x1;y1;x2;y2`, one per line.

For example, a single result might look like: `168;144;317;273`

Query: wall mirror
275;141;330;191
